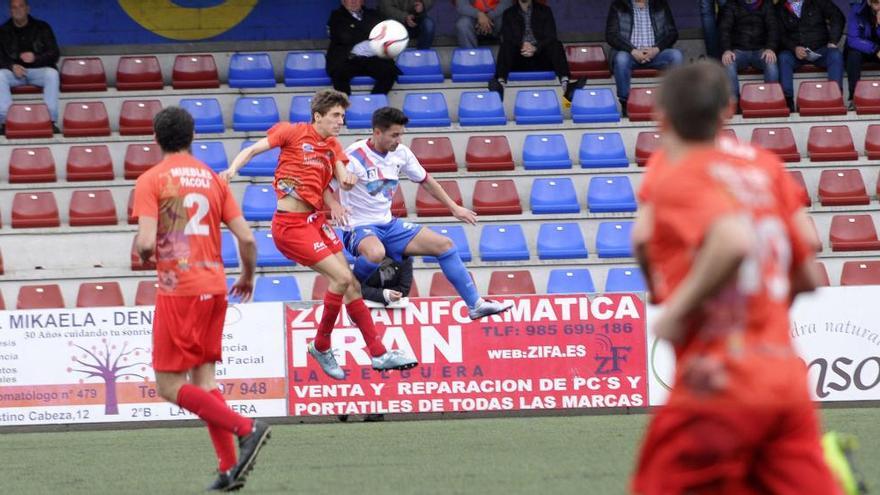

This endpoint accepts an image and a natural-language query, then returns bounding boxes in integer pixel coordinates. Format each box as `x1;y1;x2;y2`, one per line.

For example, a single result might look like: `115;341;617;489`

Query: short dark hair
153;106;194;153
656;61;731;143
372;106;409;131
311;89;349;121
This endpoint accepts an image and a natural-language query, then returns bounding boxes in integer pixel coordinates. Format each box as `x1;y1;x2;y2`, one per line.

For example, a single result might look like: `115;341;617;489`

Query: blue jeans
700;0;727;59
725;49;779;99
408;16;435;50
612;49;684;101
778;47;844;99
0;67;60;123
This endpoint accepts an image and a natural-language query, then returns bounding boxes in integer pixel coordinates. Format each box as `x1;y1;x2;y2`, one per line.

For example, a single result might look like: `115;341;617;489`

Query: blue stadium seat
530;178;580;214
459;91;506;126
571;88;620;123
480;224;529;261
255;229;294;267
179;98;224;133
547;268;596;294
254;275;301;302
284;52;331;86
514;90;562;125
228;53;275;88
605;267;647;292
508;71;556;81
232;96;279;132
587;176;637;213
221;230;238;268
242;184;276;221
424;225;472;263
451;48;495;82
192;141;228;173
403;93;451;127
352;76;376;85
522;134;572;169
346;94;388;129
537;223;588;260
596;221;634;258
238;140;278;176
227;277;242;304
397;49;444;83
289;95;312;123
579;133;629;168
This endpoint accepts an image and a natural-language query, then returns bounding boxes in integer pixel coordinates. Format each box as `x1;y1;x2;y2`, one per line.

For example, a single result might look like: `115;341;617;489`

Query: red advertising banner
285;294;647;416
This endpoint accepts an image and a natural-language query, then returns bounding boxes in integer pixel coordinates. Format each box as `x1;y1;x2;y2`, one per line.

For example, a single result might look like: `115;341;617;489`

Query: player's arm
226;216;257;302
333;160;357;191
135;216;158;264
421;175;477;225
322;186;350;227
221;137;272;182
788;209;823;300
631;205;657;302
396;256;414;297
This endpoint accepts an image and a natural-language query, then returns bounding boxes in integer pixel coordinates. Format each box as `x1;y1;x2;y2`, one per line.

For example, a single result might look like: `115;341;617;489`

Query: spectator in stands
845;0;880;107
605;0;683;116
361;256;414;306
380;0;436;49
718;0;780;111
700;0;728;59
326;0;399;95
0;0;60;134
456;0;513;48
776;0;845;111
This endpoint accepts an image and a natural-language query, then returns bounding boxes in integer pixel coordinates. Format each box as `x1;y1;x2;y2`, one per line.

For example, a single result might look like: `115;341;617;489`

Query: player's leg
308;252;355;379
352;234;386;282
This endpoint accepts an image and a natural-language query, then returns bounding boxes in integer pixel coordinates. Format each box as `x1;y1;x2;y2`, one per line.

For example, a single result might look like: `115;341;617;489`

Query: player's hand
218;168;236;182
230;276;254;303
451;205;477;225
338;171;357;191
721;50;736;66
652;308;685;344
761;49;776;64
680;355;728;396
19;52;34;64
12;64;26;78
328;202;350;228
795;46;808;60
405;14;417;27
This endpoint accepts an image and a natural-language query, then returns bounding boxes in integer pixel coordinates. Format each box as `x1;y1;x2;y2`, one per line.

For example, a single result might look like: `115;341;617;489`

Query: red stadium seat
76;282;124;308
0;247;4;275
807;216;822;251
119;100;162;136
429;271;475;297
788;170;811;207
488;270;536;295
131;236;156;270
311;275;328;301
865;124;880;160
796;80;846;116
818;169;869;206
739;83;790;118
807;126;858;161
62;101;110;137
416;179;463;216
5;103;53;138
11;191;60;228
124;143;162;180
465;136;514;172
632;68;659;77
9;147;56;183
172;54;220;89
60;57;107;92
626;87;656;121
410;137;457;172
127;189;137;224
815;261;830;286
391;187;407;217
66;145;114;181
853;79;880;114
135;281;159;306
829;215;880;251
116;56;163;91
0;288;5;310
750;127;800;162
635;131;661;166
840;261;880;286
472;179;522;215
69;189;118;226
565;45;610;79
408;280;420;297
11;84;41;94
17;284;64;309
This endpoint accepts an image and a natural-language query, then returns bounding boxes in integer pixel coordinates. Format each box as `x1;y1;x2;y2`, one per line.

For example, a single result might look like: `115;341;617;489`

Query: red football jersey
268;122;347;210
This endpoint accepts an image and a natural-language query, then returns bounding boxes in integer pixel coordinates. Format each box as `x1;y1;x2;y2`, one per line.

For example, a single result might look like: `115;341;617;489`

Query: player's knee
360;244;386;264
156;382;180;403
436;236;454;254
329;271;354;291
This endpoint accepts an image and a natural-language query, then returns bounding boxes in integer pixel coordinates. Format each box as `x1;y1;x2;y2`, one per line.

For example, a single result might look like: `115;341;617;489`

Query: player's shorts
152;293;228;372
343;218;422;262
271;210;343;266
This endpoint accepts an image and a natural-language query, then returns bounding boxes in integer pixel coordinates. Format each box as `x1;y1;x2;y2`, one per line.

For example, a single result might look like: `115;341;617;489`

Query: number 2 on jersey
183;193;209;236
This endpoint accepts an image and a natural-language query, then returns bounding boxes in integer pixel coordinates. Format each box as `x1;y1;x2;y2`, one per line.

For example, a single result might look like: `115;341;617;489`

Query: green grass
2;408;877;494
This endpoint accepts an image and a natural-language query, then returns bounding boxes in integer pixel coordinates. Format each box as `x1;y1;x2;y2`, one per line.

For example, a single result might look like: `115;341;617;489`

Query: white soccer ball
369;20;409;59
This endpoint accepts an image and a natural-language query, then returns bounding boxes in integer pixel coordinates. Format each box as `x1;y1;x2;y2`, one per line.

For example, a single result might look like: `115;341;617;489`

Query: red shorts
152;293;228;372
271;210;342;266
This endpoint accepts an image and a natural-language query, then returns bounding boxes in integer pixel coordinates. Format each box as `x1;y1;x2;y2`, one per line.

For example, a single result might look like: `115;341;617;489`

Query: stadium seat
12;191;60;228
179;98;225;133
807;126;858;161
429;271;475;297
818;169;869;206
254;275;301;302
5;103;53;138
514;89;562;125
458;91;506;126
284;52;331;86
451;47;495;82
66;144;114;181
530;177;580;214
797;80;846;116
351;76;375;86
172;54;219;89
522;134;572;169
76;282;124;307
238;140;279;176
480;224;529;261
416;179;463;216
228;53;275;88
739;83;790;118
596;221;634;258
488;270;536;295
571;88;620;123
587;176;637;212
10;84;40;94
853;79;880;114
840;261;880;286
547;268;596;294
579;132;629;168
60;57;106;92
0;248;4;275
289;95;312;123
346;94;389;129
221;230;239;268
866;124;880;161
232;96;279;132
605;267;647;292
242;184;276;221
536;222;588;259
830;215;880;251
62;101;110;137
465;136;514;171
116;55;163;90
17;284;64;309
410;137;457;172
626;87;657;121
69;189;117;226
750;127;800;162
634;131;661;166
255;230;294;267
119;99;162;136
788;170;811;206
0;290;5;310
9;147;56;183
566;45;610;79
124;143;162;180
131;236;156;271
423;225;472;262
192;141;228;173
391;188;407;217
127;189;136;224
397;49;444;83
815;261;830;286
403;93;451;127
134;281;159;306
472;179;522;215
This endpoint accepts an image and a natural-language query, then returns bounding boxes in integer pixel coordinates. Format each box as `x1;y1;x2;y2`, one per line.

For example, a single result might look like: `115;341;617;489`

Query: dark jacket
500;2;559;53
719;0;780;52
0;15;59;71
380;0;435;23
776;0;844;51
847;1;880;55
605;0;679;53
362;257;414;305
325;6;386;75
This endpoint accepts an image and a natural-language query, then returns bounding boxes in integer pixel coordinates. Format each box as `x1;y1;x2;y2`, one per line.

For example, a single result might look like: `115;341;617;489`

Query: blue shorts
343;218;422;261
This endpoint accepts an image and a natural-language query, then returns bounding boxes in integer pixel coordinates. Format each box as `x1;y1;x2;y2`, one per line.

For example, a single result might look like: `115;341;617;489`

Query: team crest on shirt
302;143;314;153
322;223;338;240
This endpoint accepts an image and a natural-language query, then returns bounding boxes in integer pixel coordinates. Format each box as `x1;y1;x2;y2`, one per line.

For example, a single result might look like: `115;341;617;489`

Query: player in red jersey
133;107;270;492
221;89;417;380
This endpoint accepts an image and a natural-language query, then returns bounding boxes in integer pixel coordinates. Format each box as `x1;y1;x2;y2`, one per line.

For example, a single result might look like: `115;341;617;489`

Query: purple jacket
847;2;880;55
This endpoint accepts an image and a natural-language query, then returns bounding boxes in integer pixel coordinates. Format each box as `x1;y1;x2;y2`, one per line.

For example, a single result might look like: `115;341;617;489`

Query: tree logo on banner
68;339;151;415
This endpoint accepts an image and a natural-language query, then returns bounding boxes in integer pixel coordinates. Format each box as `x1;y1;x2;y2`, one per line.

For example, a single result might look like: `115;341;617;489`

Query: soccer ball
369;20;409;59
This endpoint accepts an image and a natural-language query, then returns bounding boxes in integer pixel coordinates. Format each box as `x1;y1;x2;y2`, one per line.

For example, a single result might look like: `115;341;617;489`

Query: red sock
346;298;386;357
176;384;253;436
208;389;238;472
315;291;343;352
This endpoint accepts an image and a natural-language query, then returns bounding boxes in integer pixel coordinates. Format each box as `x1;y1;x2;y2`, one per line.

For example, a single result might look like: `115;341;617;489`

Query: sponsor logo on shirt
302;143;314;153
